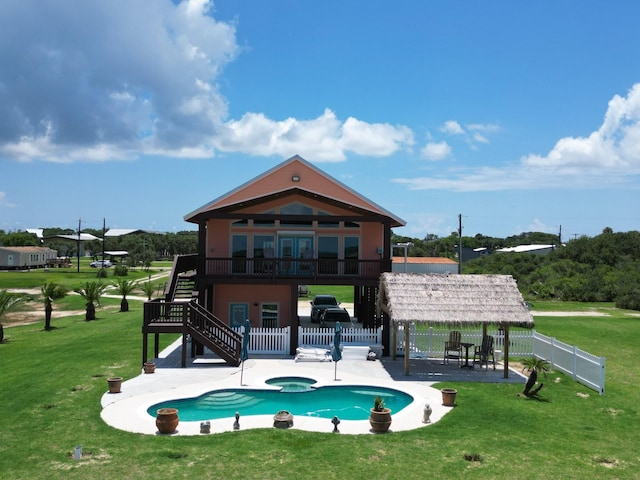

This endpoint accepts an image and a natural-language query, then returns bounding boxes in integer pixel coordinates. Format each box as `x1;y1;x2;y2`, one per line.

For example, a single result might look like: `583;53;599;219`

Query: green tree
74;282;108;321
139;280;156;301
0;289;27;342
112;279;137;312
2;232;39;246
41;282;68;331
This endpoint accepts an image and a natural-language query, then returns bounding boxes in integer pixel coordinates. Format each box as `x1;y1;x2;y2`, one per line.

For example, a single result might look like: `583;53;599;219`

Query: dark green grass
0;299;638;478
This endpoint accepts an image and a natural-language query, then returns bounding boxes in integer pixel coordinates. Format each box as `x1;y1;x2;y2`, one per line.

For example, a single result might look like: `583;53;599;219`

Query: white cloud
523;84;640;174
434;120;497;152
215;109;414;161
420;141;451;161
0;192;16;208
0;1;415;164
441;120;464;135
394;84;640;192
0;0;237;162
526;218;556;234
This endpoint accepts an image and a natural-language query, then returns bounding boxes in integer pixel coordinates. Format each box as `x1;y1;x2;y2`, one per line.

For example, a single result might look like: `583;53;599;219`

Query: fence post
428;326;433;357
285;326;290;355
572;345;578;381
599;357;606;395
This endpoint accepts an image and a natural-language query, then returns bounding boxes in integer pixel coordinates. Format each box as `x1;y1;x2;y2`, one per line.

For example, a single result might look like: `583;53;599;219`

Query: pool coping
100;343;452;435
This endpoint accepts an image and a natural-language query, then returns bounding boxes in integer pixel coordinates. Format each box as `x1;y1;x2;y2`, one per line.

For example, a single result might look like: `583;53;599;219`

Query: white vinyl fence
298;326;382;349
394;325;605;395
230;324;605;395
234;326;291;355
533;331;605;395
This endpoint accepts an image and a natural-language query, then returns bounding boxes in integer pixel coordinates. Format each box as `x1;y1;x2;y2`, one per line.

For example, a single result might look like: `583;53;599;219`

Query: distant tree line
393;228;640;310
0;228;198;266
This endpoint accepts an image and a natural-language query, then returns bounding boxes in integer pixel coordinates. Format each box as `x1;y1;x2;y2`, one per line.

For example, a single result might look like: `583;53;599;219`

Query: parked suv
319;307;350;326
310;294;339;322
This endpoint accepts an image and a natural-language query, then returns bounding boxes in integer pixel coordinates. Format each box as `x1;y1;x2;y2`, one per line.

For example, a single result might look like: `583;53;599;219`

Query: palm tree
521;356;551;397
0;289;26;342
112;279;137;312
74;282;108;321
41;282;68;330
139;280;156;301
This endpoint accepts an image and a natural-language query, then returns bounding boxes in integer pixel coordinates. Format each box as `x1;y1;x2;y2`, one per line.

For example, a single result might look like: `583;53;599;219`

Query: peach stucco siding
214;284;293;327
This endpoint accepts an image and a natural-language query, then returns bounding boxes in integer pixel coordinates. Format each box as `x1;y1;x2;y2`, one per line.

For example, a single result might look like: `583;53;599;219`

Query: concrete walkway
101;339;526;436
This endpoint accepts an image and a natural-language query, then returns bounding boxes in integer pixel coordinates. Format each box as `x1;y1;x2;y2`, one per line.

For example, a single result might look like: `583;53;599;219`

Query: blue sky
1;0;639;240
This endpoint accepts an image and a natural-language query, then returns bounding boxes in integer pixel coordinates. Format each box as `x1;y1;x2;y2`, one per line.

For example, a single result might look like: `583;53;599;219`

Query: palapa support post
404;321;410;376
503;324;510;379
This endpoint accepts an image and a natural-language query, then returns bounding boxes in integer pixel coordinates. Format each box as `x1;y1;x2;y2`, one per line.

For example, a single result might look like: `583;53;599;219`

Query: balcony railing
195;257;390;280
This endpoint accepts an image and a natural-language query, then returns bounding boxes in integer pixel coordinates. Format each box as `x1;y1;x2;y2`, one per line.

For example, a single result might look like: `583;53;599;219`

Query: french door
278;236;313;275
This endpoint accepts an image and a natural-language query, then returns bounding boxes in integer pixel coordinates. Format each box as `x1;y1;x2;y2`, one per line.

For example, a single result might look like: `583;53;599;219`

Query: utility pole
458;214;463;274
558;225;562;245
77;218;81;273
102;218;106;262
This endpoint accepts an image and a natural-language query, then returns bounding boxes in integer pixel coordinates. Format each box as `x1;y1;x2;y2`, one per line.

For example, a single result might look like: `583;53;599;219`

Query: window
230;303;248;328
261;303;279;328
253;235;275;273
231;235;247;273
318;236;338;274
344;236;360;275
254;210;275;227
318;210;339;228
280;203;312;227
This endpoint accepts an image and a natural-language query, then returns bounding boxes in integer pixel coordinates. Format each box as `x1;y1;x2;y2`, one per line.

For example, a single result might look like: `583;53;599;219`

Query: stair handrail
165;254;199;301
188;301;241;364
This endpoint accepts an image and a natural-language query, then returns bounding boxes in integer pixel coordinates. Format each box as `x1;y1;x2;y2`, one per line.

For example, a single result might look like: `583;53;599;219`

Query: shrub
114;265;129;277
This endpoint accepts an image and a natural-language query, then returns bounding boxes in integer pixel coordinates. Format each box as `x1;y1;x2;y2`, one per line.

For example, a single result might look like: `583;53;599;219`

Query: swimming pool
148;377;413;421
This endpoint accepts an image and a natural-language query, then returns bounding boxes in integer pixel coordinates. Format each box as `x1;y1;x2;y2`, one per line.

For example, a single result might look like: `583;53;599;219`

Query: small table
461;342;474;369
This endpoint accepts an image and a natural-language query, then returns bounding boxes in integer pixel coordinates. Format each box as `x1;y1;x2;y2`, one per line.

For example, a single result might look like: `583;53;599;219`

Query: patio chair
473;335;496;370
443;330;462;365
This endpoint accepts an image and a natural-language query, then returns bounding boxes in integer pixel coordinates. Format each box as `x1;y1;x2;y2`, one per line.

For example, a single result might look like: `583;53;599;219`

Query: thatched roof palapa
377;272;534;378
377;272;534;328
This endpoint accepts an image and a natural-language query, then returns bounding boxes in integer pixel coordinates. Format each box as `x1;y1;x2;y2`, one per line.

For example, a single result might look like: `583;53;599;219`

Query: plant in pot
369;396;392;433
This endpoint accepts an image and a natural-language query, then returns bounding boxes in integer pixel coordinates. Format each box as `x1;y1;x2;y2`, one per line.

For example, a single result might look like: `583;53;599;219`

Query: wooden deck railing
195;257;390;280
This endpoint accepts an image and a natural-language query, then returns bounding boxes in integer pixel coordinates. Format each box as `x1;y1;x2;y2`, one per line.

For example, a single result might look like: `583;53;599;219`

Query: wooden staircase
143;254;242;367
173;273;197;301
188;302;242;366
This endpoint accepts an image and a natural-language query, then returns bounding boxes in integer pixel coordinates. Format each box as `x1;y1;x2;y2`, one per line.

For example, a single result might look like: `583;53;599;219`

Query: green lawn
0;281;638;478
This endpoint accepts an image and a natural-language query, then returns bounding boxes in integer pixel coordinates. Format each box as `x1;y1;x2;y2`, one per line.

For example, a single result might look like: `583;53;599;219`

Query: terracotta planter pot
441;388;457;407
143;362;156;374
156;408;179;434
369;408;392;433
107;377;122;394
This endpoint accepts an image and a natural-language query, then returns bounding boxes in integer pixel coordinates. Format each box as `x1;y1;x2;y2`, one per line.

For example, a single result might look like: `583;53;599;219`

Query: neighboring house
0;246;58;270
144;154;405;361
461;246;491;263
391;256;458;274
495;244;556;255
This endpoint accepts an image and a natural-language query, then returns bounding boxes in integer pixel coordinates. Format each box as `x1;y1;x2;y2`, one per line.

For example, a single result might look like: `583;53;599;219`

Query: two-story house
143;155;405;364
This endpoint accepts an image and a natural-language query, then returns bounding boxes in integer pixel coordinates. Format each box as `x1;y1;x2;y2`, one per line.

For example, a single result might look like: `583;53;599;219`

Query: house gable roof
184;155;405;227
377;272;534;328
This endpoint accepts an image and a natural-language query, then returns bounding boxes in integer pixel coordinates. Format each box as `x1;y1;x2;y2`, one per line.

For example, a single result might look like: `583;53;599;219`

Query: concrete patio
101;338;526;436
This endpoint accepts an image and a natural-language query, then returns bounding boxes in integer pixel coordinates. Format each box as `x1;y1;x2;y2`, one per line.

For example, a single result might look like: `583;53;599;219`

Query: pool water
265;376;317;392
148;380;413;421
